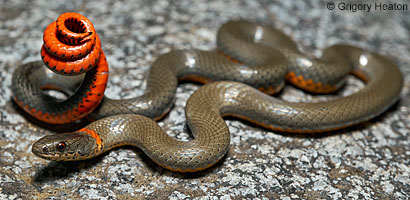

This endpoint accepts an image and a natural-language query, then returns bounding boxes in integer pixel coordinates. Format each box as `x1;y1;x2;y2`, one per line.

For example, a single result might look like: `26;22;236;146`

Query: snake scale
11;13;403;172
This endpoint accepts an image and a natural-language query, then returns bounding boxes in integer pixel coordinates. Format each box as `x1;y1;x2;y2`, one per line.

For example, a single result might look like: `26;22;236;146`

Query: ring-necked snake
12;13;403;172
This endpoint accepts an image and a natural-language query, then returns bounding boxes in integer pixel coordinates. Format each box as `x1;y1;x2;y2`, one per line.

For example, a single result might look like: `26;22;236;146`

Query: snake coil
11;13;403;172
13;12;109;124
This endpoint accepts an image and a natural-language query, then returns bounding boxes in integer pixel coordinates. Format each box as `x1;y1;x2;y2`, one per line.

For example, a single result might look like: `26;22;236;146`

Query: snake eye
56;142;67;152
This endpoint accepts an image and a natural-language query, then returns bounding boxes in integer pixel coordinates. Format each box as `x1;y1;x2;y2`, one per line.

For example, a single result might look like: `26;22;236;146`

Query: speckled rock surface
0;0;409;199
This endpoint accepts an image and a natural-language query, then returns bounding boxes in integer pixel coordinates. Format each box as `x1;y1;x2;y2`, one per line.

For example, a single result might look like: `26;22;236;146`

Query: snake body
13;13;109;124
12;13;403;172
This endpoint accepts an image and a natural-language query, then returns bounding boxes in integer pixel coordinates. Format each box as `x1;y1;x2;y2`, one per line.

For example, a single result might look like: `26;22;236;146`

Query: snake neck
81;112;230;172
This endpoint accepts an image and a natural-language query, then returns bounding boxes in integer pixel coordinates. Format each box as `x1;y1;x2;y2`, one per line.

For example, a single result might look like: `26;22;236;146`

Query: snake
12;13;403;172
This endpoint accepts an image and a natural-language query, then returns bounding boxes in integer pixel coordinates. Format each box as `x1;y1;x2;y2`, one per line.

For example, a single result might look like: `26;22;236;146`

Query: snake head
32;132;96;161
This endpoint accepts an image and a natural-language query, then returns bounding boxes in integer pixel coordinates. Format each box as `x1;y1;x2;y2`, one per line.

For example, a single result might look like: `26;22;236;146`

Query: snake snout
31;141;48;157
31;144;41;155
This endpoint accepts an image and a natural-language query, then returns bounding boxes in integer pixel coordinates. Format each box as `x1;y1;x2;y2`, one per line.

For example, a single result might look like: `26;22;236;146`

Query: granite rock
0;0;409;199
